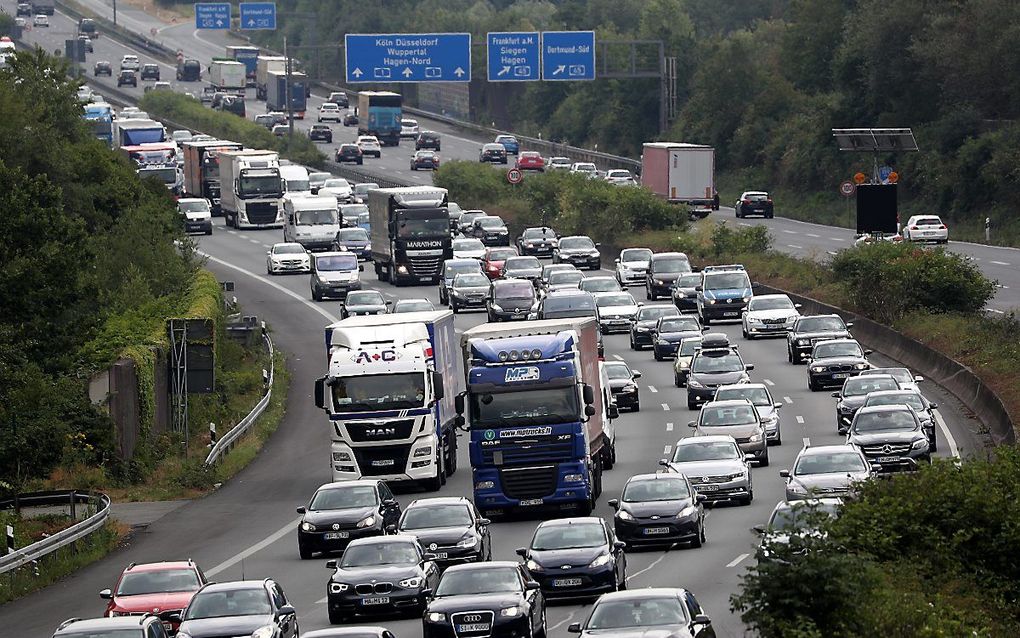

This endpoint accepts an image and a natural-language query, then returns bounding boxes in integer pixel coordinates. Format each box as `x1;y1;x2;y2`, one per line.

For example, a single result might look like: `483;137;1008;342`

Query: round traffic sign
506;168;523;185
887;171;899;184
853;172;867;185
840;180;856;197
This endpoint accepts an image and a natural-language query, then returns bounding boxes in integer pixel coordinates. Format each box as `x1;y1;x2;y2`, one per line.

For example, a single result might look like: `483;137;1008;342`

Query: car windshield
506;257;540;269
678;339;702;356
478;217;504;229
60;631;141;638
550;271;583;285
346;292;384;306
316;255;358;271
323;179;350;189
705;273;751;289
453;238;484;251
116;569;200;596
331;372;425;412
716;387;770;406
866;393;925;411
603;363;632;380
296;209;338;225
676;274;702;287
867;369;914;385
435;568;520;597
395;301;433;312
587;597;688;629
581;278;619;292
623;478;690;502
340;542;419;567
637;307;678;321
446;262;481;278
340;228;369;241
532;523;606;551
672;441;740;462
798;317;846;332
700;404;757;426
749;297;794;311
843;377;898;396
915;217;942;226
273;244;304;255
178;201;209;213
692;353;743;373
795;452;868;474
813;342;862;359
560;237;595;250
470;387;580;428
487;248;517;261
310;485;378;510
401;505;473;530
524;228;556;239
185;588;272;619
769;502;839;530
454;274;488;288
494;282;534;301
596;293;635;308
621;248;652;262
652;257;690;274
659;318;700;333
542;295;595;316
853;410;917;432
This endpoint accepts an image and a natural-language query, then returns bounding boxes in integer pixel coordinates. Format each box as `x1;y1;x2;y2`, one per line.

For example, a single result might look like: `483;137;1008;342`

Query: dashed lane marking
726;553;750;568
661;403;670;411
666;422;674;432
613;354;624;361
806;233;820;238
803;437;811;447
207;517;301;577
663;444;672;455
783;396;793;404
787;244;803;249
796;415;805;424
827;251;838;256
829;237;845;242
991;260;1010;266
782;230;796;234
648;385;658;393
763;378;775;386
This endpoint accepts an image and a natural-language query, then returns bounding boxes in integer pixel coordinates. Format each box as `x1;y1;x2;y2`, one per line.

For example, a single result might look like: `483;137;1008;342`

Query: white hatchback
902;215;948;243
452;237;486;260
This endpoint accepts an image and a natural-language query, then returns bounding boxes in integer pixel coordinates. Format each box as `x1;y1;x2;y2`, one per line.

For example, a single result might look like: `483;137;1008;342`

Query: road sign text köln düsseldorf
541;31;595;80
487;32;540;82
345;33;471;83
194;3;231;30
238;2;276;30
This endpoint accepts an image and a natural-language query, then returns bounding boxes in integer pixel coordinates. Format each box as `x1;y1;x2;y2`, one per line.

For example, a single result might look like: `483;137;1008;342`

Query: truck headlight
356;515;376;528
413;446;433;458
563;473;584;483
475;481;494;490
397;265;408;274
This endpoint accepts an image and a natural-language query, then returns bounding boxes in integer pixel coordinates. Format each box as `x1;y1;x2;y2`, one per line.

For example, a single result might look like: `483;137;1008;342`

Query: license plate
161;622;173;631
696;484;718;491
644;527;670;535
433;552;448;559
418;276;430;281
519;498;544;506
877;456;899;463
554;578;583;587
723;311;739;317
458;624;490;632
832;373;850;379
512;314;525;319
362;596;390;605
323;531;349;540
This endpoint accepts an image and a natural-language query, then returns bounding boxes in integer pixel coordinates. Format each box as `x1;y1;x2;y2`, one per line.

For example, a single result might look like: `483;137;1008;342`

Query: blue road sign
239;2;276;30
194;3;230;30
541;31;595;81
487;32;539;82
345;33;471;83
879;165;893;182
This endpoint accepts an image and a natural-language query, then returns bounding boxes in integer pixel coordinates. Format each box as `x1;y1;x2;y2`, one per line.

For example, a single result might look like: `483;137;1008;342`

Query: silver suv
661;435;753;505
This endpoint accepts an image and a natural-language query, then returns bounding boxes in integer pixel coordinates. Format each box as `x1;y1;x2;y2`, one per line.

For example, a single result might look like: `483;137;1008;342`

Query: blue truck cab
458;318;617;519
697;266;754;325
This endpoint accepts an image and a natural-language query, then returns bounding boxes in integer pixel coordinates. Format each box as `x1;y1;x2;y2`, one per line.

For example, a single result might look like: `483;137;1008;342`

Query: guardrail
0;491;112;575
204;329;274;465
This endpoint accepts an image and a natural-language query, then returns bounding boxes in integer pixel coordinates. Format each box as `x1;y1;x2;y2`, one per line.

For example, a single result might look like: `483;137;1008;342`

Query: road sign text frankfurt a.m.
345;33;471;83
487;32;539;82
194;3;231;30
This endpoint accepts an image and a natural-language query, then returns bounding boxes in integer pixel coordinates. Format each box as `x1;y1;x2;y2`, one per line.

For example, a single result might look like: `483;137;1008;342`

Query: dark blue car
332;227;371;260
495;134;520;155
517;517;627;600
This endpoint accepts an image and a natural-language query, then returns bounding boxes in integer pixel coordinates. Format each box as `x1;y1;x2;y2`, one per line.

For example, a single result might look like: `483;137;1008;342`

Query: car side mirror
745;364;755;371
614;258;620;263
696;494;707;504
614;540;626;550
279;604;296;617
831;392;841;398
325;559;338;569
296;506;306;514
594;242;601;248
846;322;854;328
99;588;112;599
568;623;583;634
751;525;765;535
385;524;397;533
915;375;924;382
774;403;783;409
632;371;642;379
423;553;439;561
694;285;703;291
693;613;712;625
687;421;697;428
607;498;620;509
794;303;802;309
658;458;669;467
422;587;433;599
804;358;813;364
929;403;938;410
525;580;541;590
870;463;883;472
165;611;182;623
383;498;398;508
864;349;873;356
515;547;528;557
479;518;491;526
385;300;393;306
751;281;760;288
779;469;790;478
702;326;710;332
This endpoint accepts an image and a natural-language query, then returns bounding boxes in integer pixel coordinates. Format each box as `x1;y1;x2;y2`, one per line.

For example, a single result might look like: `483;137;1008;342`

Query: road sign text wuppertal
238;2;276;30
194;3;231;30
345;33;471;83
487;32;539;82
541;31;595;80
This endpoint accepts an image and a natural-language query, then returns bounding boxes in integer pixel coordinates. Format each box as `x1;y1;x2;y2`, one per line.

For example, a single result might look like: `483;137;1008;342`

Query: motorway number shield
832;373;851;379
324;531;349;540
458;623;490;633
519;498;544;506
362;596;390;606
644;527;670;535
554;578;583;587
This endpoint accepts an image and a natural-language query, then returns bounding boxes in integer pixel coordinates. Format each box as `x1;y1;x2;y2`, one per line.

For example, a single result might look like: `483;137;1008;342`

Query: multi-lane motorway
0;5;998;637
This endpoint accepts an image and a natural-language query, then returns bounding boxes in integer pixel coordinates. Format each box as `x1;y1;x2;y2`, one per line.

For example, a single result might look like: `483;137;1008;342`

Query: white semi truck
313;311;463;491
218;149;283;229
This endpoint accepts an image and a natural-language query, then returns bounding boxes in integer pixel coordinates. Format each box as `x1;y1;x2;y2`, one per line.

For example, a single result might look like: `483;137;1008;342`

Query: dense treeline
243;0;1020;238
0;51;200;487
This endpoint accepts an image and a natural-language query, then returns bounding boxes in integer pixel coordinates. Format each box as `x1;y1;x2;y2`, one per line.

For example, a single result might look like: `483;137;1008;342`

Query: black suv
308;124;333;143
832;374;900;435
416;130;441;151
93;60;112;77
787;314;853;364
335;143;363;164
16;3;31;16
516;226;558;256
117;70;137;87
806;339;871;391
847;405;931;472
140;63;160;81
327;91;350;108
645;252;692;300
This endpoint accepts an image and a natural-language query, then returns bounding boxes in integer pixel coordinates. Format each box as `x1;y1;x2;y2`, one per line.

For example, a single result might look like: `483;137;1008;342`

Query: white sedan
319;178;353;202
266;242;311;275
452;237;486;260
33;14;49;26
741;294;802;339
317;102;343;123
356;135;382;158
902;215;948;243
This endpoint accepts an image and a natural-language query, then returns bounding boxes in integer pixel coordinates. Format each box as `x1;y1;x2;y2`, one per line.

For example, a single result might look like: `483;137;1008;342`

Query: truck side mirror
454;393;465;415
314;377;327;410
432;371;445;400
607;404;620;420
582;384;595;406
584;405;596;417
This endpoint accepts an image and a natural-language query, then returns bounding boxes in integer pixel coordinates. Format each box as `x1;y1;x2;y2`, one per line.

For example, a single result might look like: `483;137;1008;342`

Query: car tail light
910;226;918;230
742;199;751;204
939;224;947;229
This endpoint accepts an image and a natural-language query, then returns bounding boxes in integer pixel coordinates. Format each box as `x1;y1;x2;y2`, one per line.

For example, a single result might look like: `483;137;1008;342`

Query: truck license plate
324;532;349;540
519;498;544;506
554;578;583;587
362;596;390;606
644;527;670;535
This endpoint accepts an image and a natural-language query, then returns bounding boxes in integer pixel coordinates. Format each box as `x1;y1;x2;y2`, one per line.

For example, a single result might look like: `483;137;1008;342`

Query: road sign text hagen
377;36;442;67
492;33;535;67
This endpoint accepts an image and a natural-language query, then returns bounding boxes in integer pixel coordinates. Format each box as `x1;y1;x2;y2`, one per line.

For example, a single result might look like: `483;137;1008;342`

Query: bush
139;92;325;168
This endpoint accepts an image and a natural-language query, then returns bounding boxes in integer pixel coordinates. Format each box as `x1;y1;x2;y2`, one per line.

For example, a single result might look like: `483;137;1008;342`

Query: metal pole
658;42;667;136
284;36;294;140
113;0;117;26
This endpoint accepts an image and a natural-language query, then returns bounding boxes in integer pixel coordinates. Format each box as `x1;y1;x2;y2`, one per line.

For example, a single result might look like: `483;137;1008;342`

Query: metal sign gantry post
168;319;189;455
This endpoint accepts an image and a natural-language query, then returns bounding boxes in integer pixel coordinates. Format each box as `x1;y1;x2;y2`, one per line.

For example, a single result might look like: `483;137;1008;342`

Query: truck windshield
138;167;177;184
332;373;426;412
470;387;580;428
296;209;337;225
398;211;449;238
239;174;281;196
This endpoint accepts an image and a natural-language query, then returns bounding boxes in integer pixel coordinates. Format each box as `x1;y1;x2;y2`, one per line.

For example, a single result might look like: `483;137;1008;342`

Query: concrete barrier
756;283;1015;446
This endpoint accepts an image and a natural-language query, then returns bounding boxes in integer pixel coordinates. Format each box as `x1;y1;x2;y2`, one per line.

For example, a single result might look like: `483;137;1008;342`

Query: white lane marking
806;233;820;238
738;222;751;227
239;234;250;239
663;444;672;455
763;378;775;386
803;437;811;447
986;308;1005;315
783;396;793;404
726;553;750;568
991;260;1010;266
934;410;960;458
648;385;658;393
661;403;670;411
549;611;578;632
316;596;327;604
787;244;803;249
666;422;674;432
248;239;260;244
207;517;301;577
782;230;796;235
628;552;671;581
201;252;336;322
830;237;845;242
827;251;838;256
613;354;624;361
796;415;805;424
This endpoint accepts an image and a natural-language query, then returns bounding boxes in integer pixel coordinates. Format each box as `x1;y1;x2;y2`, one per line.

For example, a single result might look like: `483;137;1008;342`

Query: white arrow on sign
553;64;565;75
454;67;465;77
215;19;224;26
247;19;256;26
497;65;510;76
351;67;363;78
402;67;413;78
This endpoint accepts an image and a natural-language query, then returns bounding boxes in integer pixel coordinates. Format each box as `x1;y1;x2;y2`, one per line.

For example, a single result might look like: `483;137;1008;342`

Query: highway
0;6;996;637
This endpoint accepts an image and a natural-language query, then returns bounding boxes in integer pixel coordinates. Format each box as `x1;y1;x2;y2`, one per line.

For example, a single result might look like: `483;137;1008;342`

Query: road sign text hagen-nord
346;34;470;82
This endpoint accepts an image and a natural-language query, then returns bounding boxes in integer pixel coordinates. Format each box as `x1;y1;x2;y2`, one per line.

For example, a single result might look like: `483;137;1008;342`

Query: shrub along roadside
138;91;325;169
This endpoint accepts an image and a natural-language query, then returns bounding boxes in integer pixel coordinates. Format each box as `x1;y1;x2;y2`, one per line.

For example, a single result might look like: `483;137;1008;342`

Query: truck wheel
423;454;443;492
445;431;458;476
604;441;616;470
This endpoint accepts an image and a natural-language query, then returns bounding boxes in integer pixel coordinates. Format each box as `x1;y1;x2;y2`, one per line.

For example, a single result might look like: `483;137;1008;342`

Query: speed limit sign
506;168;523;185
839;180;856;197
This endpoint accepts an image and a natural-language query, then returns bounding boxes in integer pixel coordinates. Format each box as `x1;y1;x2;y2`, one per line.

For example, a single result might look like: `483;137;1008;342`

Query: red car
100;560;207;633
482;246;519;280
515;151;545;171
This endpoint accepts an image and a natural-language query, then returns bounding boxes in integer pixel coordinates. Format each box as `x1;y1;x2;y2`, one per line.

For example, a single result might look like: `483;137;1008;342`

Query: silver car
594;292;639;334
661;435;753;505
452;237;486;260
580;276;622;295
781;445;875;501
689;399;769;465
714;383;783;445
614;248;652;286
741;294;802;339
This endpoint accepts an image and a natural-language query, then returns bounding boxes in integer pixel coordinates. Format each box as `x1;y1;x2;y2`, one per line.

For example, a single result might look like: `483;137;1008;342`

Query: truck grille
351;444;411;475
344;419;415;443
499;465;558;500
246;201;278;225
408;255;442;277
482;439;574;465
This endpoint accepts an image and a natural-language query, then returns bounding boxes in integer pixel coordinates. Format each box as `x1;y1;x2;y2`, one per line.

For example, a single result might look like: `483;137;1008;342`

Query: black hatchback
416;131;441;151
610;473;706;548
117;69;137;87
296;480;401;559
308;124;333;143
335;143;363;164
140;63;160;81
94;60;112;76
517;517;627;600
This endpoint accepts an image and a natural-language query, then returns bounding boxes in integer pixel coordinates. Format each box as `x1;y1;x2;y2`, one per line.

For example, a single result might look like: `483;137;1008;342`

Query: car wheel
739;488;754;506
299;544;313;560
766;213;773;219
327;606;346;624
808;378;818;391
759;451;770;467
688;400;697;410
312;287;322;301
205;228;212;236
787;346;795;363
629;333;637;350
690;522;703;548
674;372;683;387
632;400;640;412
653;350;663;362
742;326;749;339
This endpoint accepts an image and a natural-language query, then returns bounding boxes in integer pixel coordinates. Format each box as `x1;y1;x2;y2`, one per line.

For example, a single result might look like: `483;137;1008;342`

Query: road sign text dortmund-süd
239;2;276;30
541;31;595;80
345;33;471;83
487;32;539;81
194;3;231;30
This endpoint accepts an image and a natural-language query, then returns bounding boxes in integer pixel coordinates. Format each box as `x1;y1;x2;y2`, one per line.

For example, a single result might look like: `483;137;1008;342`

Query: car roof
812;338;858;346
545;290;591;299
347;534;419;547
445;258;481;266
717;383;766;391
443;561;519;574
865;389;921;399
856;404;914;415
406;496;472;509
582;275;614;281
626;472;684;483
536;516;605;529
199;579;270;593
741;191;769;196
314;251;353;259
272;242;304;249
56;617;151;633
593;588;686;603
799;313;842;320
749;294;790;301
316;479;380;491
844;374;896;384
650;251;688;259
675;434;737;445
122;560;196;573
799;444;861;456
701;399;755;410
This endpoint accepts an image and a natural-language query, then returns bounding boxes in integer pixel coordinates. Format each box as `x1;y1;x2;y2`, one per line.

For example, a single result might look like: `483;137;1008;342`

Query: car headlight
797;339;808;345
677;505;697;519
679;361;690;369
329;582;349;593
742;295;752;302
622;383;638;393
525;559;544;572
475;481;494;490
427;612;447;623
787;481;808;495
490;303;503;312
912;438;929;450
617;509;635;521
655;278;666;284
748;433;763;443
356;515;376;528
855;363;869;370
456;535;478;548
588;553;612;568
731;471;748;481
300;521;316;532
705;298;716;305
500;605;522;617
525;242;534;247
252;625;276;638
747;317;762;323
656;339;669;345
398;576;423;589
636;326;650;333
811;366;825;373
688;378;704;388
